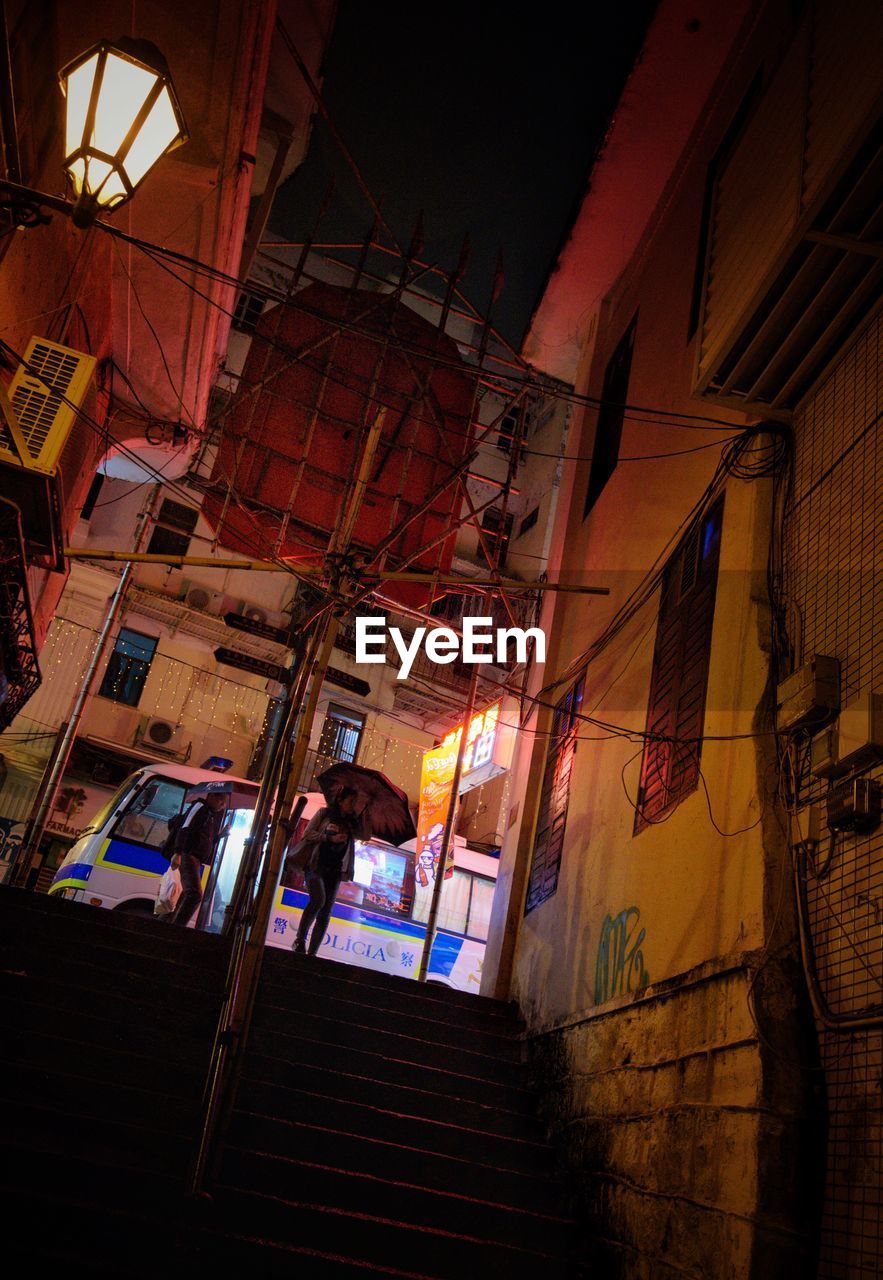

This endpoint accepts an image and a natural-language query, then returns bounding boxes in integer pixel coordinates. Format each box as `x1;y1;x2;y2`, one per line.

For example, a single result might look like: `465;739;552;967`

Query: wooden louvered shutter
525;677;584;914
635;500;723;832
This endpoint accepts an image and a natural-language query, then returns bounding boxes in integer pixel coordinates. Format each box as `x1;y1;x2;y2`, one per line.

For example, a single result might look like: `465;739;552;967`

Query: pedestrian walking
287;788;368;955
166;789;227;927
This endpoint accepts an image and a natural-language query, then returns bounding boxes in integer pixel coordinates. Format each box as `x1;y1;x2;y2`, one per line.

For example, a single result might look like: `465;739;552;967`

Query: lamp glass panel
91;51;156;156
63;52;99;159
68;156;86;193
122;86;180;186
82;157;127;204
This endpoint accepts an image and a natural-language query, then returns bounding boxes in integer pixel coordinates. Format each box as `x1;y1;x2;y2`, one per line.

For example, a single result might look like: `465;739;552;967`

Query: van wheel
115;899;155;915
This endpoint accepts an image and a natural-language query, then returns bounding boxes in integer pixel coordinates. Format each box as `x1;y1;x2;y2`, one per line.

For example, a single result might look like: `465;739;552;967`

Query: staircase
0;885;229;1273
0;887;577;1276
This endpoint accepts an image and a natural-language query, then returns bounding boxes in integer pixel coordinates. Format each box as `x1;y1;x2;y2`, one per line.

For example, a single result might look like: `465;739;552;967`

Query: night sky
271;0;657;347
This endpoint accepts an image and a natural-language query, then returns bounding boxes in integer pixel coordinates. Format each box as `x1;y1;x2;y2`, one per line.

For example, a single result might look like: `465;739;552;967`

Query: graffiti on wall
594;906;650;1004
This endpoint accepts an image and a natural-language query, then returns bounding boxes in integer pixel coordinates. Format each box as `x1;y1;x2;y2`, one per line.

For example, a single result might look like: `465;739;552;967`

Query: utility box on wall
776;655;840;733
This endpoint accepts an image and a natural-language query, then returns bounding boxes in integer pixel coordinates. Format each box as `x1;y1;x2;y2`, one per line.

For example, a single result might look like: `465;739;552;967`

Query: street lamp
59;38;187;228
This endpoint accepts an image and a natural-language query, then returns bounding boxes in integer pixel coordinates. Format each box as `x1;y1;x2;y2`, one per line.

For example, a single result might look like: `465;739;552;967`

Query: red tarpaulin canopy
203;282;477;607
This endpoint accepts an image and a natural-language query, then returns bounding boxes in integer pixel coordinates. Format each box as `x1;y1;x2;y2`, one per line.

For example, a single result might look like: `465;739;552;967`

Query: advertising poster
416;740;457;886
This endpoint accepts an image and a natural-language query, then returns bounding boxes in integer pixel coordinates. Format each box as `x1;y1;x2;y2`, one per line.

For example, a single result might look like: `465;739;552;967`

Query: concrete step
0;1134;183;1204
236;1075;554;1173
227;1109;566;1215
262;945;516;1017
261;948;523;1032
2;988;216;1069
247;1027;536;1113
0;932;228;997
250;1000;525;1086
0;884;227;969
0;969;220;1040
241;1056;543;1140
204;1183;567;1279
221;1144;573;1254
0;1056;201;1131
190;1229;439;1279
2;1185;165;1278
3;1097;194;1179
1;1021;206;1095
254;982;524;1060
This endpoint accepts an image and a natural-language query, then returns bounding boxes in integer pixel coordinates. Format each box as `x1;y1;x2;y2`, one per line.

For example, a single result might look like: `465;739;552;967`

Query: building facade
483;1;883;1275
0;0;336;883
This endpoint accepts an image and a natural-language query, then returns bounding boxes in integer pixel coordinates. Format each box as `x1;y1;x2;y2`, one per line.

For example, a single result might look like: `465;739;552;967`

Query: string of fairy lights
1;613;435;792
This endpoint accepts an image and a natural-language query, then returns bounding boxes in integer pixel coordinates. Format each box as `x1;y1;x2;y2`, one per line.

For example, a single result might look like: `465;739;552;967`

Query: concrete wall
484;1;828;1273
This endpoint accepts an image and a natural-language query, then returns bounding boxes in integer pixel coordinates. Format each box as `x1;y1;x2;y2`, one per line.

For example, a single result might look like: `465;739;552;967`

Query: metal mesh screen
783;306;883;1278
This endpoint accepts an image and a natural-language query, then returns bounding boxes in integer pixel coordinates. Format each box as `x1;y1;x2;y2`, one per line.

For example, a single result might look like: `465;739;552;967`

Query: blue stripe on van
278;886;425;939
50;861;93;888
99;839;168;877
427;930;463;978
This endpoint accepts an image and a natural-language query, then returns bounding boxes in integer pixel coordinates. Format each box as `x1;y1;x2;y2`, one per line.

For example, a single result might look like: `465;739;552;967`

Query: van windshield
80;774;141;836
113;777;189;848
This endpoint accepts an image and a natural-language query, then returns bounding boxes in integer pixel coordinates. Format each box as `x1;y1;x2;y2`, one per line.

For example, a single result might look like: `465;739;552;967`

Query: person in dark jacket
167;790;226;926
288;788;368;955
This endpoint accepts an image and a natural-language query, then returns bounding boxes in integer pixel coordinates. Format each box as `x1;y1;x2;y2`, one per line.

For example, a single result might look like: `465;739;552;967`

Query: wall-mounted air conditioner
184;585;224;614
0;336;96;566
141;716;188;754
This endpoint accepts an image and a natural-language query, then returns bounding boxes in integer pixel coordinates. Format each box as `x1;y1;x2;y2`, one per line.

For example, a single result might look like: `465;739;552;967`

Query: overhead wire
87;213;758;435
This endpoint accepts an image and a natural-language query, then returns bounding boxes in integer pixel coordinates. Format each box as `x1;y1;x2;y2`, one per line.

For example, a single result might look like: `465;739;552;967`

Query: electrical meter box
776;655;840;734
811;690;883;778
835;690;883;774
810;727;839;779
826;778;881;833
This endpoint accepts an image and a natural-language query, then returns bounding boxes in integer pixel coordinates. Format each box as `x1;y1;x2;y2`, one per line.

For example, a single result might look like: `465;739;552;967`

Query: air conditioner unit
243;605;268;626
142;717;187;753
185;585;224;614
0;337;96;566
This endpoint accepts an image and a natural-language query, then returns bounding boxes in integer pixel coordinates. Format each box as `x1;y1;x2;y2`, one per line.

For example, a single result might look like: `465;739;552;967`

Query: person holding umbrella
286;764;417;957
287;787;369;955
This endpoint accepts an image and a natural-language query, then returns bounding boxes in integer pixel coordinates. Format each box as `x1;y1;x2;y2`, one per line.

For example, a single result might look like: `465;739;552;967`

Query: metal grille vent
1;337;96;472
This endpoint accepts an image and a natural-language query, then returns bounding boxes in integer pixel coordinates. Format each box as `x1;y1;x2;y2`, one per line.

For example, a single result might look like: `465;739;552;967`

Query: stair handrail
187;790;308;1198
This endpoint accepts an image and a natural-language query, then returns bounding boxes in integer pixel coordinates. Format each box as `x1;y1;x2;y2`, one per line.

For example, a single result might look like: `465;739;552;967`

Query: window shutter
525;677;583;913
635;501;723;831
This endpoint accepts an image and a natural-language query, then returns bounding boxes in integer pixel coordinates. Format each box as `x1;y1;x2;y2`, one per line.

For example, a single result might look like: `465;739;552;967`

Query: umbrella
317;762;417;846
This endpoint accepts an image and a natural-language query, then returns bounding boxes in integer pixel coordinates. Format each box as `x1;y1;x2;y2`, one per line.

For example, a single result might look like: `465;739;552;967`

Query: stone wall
528;954;823;1278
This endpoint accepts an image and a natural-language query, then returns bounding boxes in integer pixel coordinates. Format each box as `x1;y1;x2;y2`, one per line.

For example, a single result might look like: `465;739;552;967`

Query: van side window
113;779;188;848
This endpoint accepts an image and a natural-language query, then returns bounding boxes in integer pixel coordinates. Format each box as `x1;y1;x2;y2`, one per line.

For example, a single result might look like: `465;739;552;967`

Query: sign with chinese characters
440;700;502;781
415;700;504;887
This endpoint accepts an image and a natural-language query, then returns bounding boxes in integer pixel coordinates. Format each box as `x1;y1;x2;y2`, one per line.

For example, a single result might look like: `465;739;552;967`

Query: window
80;474;104;521
584;314;637;517
317;704;364;764
688;73;763;338
476;506;514;569
232;291;265;334
524;676;585;914
517;505;539;538
634;500;724;832
147;499;199;557
497;410;517;453
98;628;158;707
112;778;188;848
412;868;496;939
